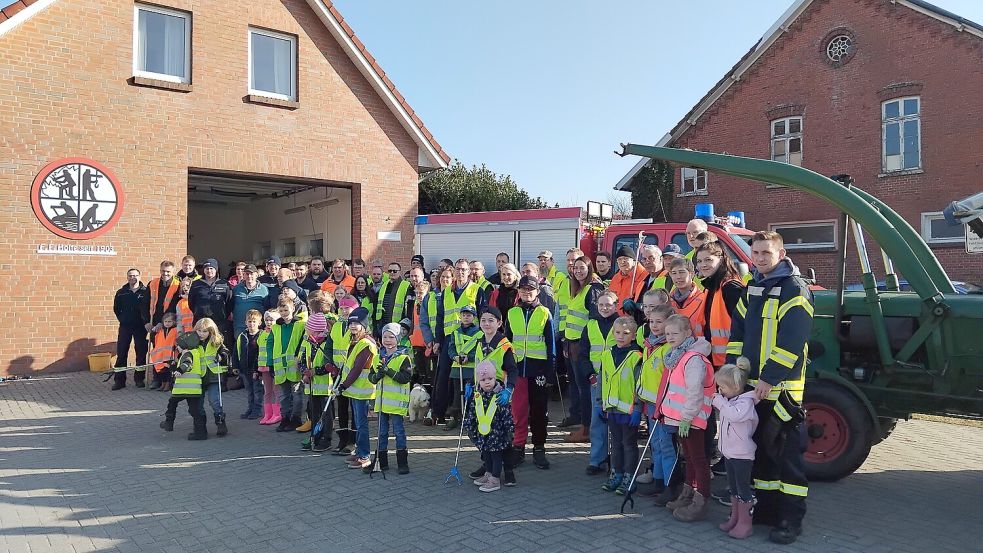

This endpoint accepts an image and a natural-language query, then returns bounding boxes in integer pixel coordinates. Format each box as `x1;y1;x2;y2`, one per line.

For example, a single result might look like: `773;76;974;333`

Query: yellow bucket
88;353;113;372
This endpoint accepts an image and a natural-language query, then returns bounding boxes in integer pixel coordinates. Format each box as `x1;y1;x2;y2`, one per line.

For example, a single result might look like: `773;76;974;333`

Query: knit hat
411;254;425;266
338;296;358;309
176;331;200;350
306;313;328;337
475;360;496;382
616;244;636;260
381;323;402;341
347;307;370;328
202;258;219;270
398;318;412;333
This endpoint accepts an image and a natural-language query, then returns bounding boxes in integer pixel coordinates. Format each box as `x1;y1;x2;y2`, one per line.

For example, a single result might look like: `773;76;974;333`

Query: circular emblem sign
31;158;124;240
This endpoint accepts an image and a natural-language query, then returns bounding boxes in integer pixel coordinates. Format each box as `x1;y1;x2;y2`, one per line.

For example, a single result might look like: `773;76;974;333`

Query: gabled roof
0;0;450;170
614;0;983;191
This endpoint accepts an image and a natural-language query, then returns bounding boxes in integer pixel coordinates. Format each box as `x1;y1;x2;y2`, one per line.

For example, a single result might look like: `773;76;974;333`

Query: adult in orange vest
625;245;671;326
668;258;707;337
113;267;150;390
695;242;745;368
147;260;180;334
320;257;356;296
610;244;648;316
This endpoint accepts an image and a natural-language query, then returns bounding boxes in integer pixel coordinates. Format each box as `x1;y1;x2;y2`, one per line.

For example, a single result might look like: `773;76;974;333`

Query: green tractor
619;144;983;481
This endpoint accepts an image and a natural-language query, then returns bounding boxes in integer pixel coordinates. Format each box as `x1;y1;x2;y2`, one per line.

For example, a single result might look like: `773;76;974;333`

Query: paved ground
0;373;981;553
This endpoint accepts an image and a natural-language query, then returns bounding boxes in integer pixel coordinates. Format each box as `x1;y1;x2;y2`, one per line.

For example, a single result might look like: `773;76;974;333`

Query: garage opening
187;169;353;273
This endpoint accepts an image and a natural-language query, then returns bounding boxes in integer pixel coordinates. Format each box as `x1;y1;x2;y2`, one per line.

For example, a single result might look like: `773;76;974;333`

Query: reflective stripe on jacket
660;350;714;429
507;305;550;361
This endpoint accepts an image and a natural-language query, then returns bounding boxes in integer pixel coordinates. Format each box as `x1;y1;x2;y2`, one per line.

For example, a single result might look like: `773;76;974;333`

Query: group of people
111;218;813;544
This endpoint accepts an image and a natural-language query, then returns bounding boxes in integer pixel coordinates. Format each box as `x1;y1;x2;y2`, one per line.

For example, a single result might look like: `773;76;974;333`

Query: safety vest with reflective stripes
507;305;550;361
375;279;411;323
359;296;373;311
442;283;479;336
172;351;204;396
302;339;334;396
635;325;649;348
150;328;177;372
555;279;569;334
342;338;377;400
546;265;567;293
198;341;227;375
452;328;481;369
270;320;304;385
475;277;494;297
673;287;707;337
660;350;714;429
374;354;411;416
726;282;811;402
600;349;641;414
637;342;671;406
330;321;350;374
320;274;356;296
708;279;741;367
563;283;593;341
149;277;179;323
176;299;194;333
475;338;513;382
474;393;499;435
644;272;670;296
585;319;617;373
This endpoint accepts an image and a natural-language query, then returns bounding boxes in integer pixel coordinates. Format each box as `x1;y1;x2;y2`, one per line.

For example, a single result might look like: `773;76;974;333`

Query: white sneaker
473;472;490;486
636;468;654;484
479;476;501;492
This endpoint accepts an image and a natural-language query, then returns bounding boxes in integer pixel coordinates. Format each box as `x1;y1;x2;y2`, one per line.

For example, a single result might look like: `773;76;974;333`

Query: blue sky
5;0;983;206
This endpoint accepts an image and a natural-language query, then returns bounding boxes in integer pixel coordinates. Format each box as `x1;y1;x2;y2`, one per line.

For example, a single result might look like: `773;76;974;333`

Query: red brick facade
0;0;443;374
667;0;983;285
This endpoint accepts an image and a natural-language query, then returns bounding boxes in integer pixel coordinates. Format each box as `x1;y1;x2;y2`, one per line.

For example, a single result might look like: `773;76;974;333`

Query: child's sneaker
615;473;633;496
635;468;653;484
601;472;624;492
473;472;490;486
479;476;501;493
347;456;371;469
503;470;516;487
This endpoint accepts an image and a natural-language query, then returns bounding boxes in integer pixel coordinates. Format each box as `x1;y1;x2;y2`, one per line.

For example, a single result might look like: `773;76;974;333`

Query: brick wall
0;0;422;374
670;0;983;286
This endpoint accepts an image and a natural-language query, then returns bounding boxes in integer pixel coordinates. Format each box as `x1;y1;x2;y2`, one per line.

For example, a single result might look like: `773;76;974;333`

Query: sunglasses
388;269;400;273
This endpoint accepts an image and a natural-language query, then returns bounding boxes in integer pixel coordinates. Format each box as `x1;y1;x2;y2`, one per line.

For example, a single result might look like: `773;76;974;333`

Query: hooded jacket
711;390;759;460
662;337;712;426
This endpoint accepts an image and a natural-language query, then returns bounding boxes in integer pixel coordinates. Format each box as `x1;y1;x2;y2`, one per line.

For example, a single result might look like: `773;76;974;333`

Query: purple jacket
711;390;759;460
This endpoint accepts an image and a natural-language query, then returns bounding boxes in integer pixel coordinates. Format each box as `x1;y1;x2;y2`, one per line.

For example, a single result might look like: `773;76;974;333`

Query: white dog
408;384;431;422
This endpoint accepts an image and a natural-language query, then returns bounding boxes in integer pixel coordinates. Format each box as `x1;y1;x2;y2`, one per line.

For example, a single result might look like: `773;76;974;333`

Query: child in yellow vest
598;316;644;496
465;360;515;493
148;312;178;392
159;331;208;440
638;304;678;503
194;317;231;437
365;323;413;474
265;298;306;432
258;309;282;425
338;307;378;470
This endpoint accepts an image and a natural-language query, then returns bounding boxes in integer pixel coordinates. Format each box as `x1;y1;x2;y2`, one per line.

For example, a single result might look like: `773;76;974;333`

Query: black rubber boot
187;417;208;440
364;451;388;474
396;449;409;474
503;446;516;486
533;445;550;469
215;415;228;437
159;418;174;432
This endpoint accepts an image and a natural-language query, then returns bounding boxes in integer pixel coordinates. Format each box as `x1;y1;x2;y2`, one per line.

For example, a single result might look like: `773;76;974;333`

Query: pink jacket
711;390;758;460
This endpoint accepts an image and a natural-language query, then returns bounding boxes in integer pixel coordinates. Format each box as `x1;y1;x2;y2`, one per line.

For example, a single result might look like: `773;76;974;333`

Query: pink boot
258;403;273;425
266;404;282;426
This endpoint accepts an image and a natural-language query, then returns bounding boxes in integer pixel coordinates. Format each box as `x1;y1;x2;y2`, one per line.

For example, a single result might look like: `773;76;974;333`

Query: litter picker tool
311;380;341;445
629;230;645;293
101;364;153;382
367;371;387;480
443;371;469;485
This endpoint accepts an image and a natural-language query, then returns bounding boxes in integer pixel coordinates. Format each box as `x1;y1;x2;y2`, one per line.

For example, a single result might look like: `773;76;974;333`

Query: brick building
0;0;449;375
616;0;983;285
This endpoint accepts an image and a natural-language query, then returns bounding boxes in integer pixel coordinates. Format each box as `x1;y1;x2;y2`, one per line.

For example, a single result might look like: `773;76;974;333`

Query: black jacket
299;272;328;292
114;283;150;329
189;278;233;328
701;270;745;343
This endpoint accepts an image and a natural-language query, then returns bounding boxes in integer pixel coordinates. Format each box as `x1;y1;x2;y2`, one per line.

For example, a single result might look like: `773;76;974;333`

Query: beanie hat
347;307;370;328
338;296;359;309
398;318;412;333
475;360;496;382
616;244;636;260
305;313;328;337
381;323;403;341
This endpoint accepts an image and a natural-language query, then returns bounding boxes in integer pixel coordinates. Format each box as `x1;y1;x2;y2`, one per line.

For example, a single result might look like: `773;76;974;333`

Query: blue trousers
278;381;304;419
200;381;225;419
649;416;678;482
588;383;609;468
351;399;371;458
378;412;407;451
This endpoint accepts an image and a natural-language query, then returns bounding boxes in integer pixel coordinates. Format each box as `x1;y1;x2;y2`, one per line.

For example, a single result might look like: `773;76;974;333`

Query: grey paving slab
0;373;981;552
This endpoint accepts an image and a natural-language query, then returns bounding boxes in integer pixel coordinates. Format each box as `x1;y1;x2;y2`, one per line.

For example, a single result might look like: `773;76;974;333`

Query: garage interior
187;170;353;269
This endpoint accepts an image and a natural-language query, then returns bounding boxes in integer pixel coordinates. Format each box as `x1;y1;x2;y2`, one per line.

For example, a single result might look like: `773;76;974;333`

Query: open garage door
187;170;352;272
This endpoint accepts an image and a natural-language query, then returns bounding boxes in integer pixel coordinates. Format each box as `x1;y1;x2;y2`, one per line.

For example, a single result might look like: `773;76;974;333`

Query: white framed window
769;220;837;250
920;212;963;244
771;116;802;166
280;239;296;258
680;167;708;195
133;4;191;83
882;97;921;172
248;28;297;101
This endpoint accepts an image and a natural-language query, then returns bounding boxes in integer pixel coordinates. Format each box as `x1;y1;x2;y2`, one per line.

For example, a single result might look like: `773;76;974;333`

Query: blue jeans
279;381;304;419
200;381;225;419
588;383;609;468
239;369;263;415
650;416;678;482
378;412;406;451
351;399;371;458
572;354;592;427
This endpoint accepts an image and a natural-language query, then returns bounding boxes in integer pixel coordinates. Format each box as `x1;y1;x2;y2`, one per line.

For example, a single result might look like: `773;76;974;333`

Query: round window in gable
820;28;857;68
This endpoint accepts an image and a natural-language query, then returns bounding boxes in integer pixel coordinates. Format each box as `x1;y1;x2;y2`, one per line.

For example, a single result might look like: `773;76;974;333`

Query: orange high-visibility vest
672;287;707;337
150;327;177;372
320;274;356;295
149;277;179;323
659;350;714;429
176;298;194;333
708;279;741;367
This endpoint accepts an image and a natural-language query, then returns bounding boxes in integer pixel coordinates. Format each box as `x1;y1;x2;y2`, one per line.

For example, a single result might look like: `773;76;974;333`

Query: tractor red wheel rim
803;403;849;463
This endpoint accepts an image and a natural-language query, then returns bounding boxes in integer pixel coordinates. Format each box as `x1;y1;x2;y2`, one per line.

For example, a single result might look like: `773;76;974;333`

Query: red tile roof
0;0;39;22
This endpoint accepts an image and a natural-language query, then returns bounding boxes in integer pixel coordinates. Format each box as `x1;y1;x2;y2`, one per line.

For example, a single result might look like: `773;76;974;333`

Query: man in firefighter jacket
726;230;813;545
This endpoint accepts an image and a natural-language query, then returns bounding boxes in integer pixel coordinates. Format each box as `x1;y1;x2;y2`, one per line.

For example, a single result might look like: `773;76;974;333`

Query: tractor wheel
873;417;898;445
803;380;872;481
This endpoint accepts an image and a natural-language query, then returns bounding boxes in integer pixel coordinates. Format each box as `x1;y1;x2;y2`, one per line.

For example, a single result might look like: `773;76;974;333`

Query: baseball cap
518;275;540;290
537;250;553;259
411;255;425;265
347;307;370;327
202;258;219;270
662;243;684;258
266;255;281;265
243;264;258;273
460;304;477;315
